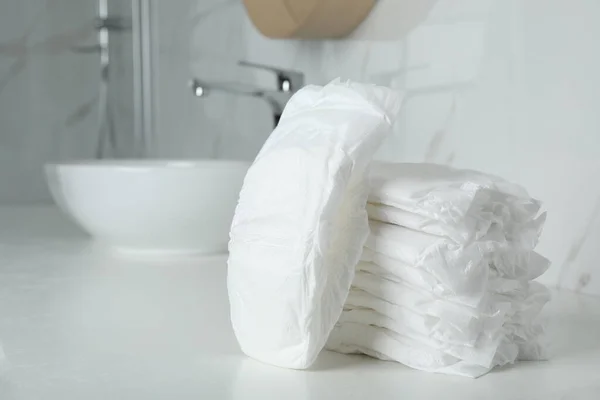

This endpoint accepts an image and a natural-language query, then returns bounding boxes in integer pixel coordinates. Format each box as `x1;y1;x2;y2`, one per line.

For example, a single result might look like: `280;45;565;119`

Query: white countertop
0;207;599;400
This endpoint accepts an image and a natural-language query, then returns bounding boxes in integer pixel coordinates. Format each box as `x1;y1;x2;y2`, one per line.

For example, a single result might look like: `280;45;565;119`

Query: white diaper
227;79;402;369
360;248;539;308
367;162;543;244
326;322;519;378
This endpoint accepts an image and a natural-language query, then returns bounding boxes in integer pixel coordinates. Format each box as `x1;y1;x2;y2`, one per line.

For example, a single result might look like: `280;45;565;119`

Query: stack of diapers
326;162;551;377
227;78;550;378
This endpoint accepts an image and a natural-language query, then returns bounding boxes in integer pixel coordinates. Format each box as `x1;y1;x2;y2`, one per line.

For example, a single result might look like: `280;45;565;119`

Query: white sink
46;160;249;256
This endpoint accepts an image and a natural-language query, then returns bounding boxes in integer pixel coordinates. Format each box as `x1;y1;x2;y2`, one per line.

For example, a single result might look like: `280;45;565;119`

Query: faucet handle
238;60;304;93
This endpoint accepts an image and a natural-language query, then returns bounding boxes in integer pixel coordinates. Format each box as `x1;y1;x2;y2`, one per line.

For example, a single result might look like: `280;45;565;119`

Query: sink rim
46;159;251;171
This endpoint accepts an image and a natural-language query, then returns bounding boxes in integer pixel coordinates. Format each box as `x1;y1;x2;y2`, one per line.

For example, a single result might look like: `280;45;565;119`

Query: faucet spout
190;61;304;128
189;79;288;127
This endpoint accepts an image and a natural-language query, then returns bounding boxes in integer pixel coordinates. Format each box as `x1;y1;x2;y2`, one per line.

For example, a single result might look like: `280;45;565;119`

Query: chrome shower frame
132;0;155;157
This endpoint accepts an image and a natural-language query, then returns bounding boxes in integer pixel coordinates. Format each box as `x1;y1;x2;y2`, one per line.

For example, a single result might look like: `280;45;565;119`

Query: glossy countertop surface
0;207;599;400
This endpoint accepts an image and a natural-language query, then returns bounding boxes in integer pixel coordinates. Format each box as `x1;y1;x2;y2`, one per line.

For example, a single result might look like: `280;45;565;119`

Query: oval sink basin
46;160;249;256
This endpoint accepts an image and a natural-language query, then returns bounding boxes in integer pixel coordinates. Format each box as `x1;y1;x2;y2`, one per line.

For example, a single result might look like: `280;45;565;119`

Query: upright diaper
228;79;401;369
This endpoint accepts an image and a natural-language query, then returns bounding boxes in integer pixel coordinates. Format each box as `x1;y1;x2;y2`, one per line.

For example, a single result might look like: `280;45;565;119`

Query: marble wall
0;0;135;204
0;0;99;204
153;0;600;295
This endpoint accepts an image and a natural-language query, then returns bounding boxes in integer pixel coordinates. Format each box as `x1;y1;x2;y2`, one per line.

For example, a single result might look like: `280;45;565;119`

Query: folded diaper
368;162;543;244
351;270;509;327
327;322;518;378
365;220;548;299
327;318;546;378
360;248;549;307
365;220;491;298
227;79;401;369
344;289;493;345
336;308;509;367
330;163;551;377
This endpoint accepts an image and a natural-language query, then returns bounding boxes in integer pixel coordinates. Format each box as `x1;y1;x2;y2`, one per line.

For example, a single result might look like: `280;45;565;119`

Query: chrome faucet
190;61;304;127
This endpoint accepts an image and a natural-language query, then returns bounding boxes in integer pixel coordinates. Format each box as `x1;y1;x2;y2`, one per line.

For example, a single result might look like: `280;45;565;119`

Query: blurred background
0;0;599;295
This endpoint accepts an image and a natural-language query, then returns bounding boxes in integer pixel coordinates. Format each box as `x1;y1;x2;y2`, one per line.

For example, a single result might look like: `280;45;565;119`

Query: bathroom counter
0;207;599;400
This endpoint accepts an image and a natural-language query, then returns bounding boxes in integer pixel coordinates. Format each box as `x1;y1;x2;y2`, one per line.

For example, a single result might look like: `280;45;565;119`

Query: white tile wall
0;0;100;204
152;0;600;295
0;0;138;204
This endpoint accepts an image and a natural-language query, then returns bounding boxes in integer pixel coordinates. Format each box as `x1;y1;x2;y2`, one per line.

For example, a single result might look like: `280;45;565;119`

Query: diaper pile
227;79;551;378
327;162;551;377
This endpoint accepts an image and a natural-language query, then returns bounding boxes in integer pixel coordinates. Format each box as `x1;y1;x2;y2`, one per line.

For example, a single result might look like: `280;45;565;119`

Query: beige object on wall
242;0;376;39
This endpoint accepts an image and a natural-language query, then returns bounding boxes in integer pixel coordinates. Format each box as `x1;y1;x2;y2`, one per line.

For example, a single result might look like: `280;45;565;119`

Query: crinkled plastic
329;261;550;377
492;249;550;281
366;220;491;300
227;79;401;369
367;162;543;244
336;308;510;367
498;282;551;324
326;322;519;378
365;220;548;302
359;249;546;308
337;304;545;358
327;319;546;378
516;336;548;361
350;270;550;333
343;289;503;346
351;270;510;328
